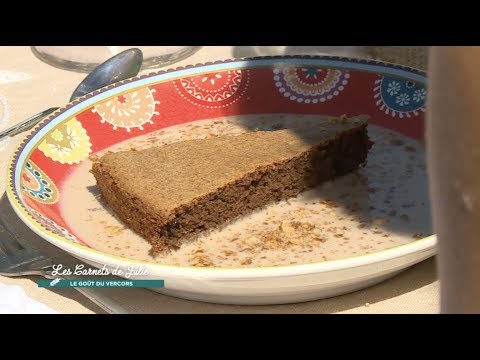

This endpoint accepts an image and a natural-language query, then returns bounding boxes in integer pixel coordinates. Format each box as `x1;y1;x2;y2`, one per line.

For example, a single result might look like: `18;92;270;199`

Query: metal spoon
0;48;143;140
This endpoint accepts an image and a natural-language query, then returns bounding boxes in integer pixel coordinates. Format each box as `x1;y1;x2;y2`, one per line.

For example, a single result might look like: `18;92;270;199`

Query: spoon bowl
71;48;143;100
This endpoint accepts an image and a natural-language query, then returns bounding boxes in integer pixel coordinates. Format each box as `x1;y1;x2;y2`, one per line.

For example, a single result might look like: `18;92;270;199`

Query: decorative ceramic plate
7;56;435;305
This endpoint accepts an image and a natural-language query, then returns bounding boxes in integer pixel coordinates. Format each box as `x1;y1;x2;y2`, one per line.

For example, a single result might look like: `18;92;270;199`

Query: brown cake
91;115;372;255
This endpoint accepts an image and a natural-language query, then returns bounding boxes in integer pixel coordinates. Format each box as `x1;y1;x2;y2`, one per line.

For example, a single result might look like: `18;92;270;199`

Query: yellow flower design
50;129;63;141
65;125;83;148
38;118;92;164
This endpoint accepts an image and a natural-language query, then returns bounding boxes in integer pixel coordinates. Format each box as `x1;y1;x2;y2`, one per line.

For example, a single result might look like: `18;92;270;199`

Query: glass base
31;46;202;73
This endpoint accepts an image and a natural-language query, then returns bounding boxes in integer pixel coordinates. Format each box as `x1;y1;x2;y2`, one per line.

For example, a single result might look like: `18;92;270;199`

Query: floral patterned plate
6;56;435;305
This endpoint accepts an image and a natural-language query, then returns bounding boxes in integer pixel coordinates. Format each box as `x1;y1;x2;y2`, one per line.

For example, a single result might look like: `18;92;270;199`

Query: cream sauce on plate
60;114;431;267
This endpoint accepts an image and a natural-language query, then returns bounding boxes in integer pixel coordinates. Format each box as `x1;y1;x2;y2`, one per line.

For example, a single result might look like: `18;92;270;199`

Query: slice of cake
91;115;372;255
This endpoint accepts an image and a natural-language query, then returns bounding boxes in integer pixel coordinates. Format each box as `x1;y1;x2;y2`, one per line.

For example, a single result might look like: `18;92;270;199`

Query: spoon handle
0;107;58;140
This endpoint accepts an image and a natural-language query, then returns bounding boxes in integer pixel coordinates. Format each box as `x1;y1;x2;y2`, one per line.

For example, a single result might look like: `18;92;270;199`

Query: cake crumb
320;199;338;208
104;225;124;236
372;218;389;226
280;221;295;235
241;258;253;265
191;251;214;267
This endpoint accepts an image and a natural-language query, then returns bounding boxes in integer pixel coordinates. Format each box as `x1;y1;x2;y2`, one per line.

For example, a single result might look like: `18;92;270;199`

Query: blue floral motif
374;76;426;117
21;161;58;204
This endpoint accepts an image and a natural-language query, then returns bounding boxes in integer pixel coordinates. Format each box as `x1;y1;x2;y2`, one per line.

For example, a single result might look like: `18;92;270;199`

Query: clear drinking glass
31;46;202;72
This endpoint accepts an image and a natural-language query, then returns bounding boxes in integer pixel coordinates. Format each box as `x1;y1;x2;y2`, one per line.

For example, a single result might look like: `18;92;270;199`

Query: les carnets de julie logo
37;264;164;289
